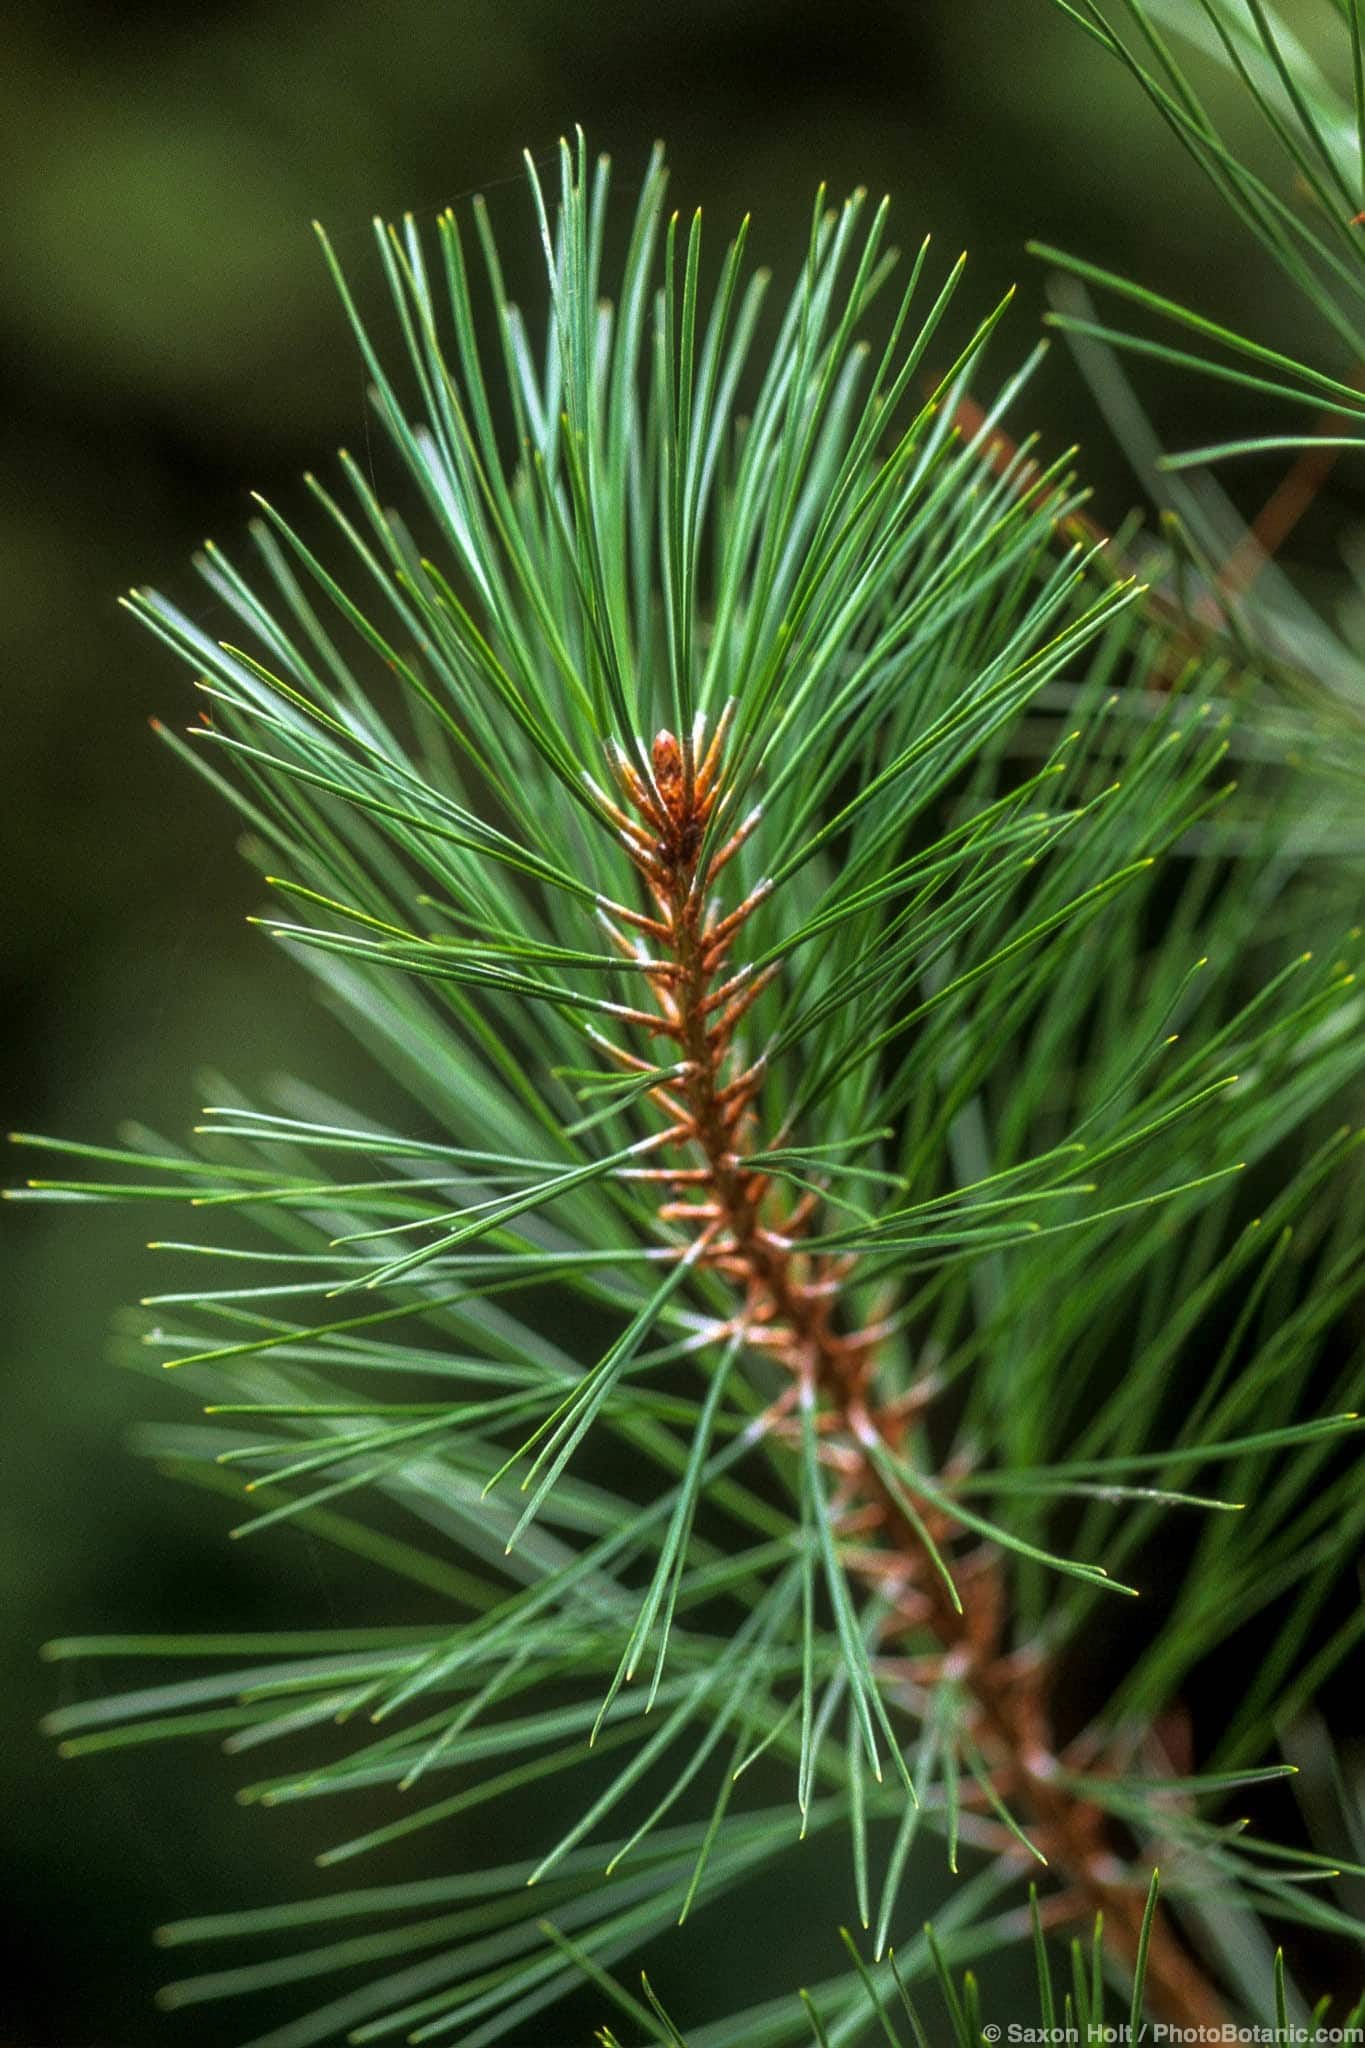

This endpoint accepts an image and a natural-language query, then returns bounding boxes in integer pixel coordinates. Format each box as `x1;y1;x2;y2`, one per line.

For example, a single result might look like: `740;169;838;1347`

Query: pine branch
16;130;1365;2044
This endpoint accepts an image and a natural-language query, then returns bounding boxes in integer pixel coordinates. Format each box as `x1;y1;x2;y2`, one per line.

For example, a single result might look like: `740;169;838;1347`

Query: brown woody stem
599;715;1226;2029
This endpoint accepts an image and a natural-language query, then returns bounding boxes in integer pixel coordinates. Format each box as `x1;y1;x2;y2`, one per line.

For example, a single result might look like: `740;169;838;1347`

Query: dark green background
4;3;1353;2043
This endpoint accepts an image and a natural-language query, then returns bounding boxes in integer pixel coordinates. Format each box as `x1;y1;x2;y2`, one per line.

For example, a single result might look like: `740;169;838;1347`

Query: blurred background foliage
5;2;1360;2042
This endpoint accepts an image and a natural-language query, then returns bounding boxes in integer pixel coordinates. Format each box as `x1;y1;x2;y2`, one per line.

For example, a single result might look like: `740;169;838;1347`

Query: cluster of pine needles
17;10;1365;2033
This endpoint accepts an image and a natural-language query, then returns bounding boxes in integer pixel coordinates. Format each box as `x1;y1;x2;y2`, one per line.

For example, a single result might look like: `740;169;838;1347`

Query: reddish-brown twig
592;709;1227;2029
